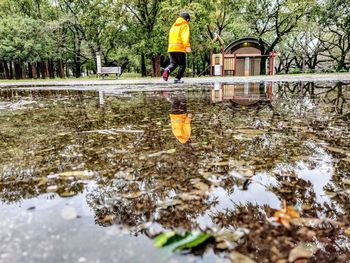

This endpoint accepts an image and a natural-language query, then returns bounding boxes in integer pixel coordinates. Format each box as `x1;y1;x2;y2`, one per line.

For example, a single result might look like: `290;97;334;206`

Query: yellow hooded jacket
170;114;191;144
168;17;190;53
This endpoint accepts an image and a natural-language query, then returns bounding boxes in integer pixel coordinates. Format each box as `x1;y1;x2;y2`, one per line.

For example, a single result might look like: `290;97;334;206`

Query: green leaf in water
175;232;211;251
154;231;211;252
154;231;176;248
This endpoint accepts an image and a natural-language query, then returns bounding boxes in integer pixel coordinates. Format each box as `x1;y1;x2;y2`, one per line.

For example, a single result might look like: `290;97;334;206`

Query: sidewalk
1;73;350;88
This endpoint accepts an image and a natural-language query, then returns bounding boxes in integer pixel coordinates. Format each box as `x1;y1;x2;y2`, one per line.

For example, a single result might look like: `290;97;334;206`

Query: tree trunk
28;63;33;78
9;61;14;79
36;63;41;78
202;53;208;75
75;63;81;78
74;33;83;78
4;61;10;79
58;60;64;78
21;60;25;78
14;60;21;79
0;61;4;79
336;56;346;71
40;61;47;79
151;54;161;77
32;63;37;79
65;60;69;77
259;38;267;75
141;53;147;77
44;60;50;78
48;59;55;78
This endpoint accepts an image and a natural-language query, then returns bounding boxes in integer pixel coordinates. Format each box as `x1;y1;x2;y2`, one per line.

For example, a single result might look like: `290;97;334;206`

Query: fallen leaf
47;185;58;192
175;232;211;251
344;228;350;236
100;215;115;224
324;190;337;198
148;149;176;157
291;218;323;228
120;191;143;199
327;146;350;156
215;228;249;243
343;178;350;185
230;251;256;263
216;240;230;250
58;171;95;180
178;193;201;201
212;161;229;166
156;199;182;209
154;231;211;252
154;231;176;248
193;182;209;191
297;227;316;241
288;243;317;262
273;201;299;228
235;128;266;136
300;204;312;211
59;191;77;197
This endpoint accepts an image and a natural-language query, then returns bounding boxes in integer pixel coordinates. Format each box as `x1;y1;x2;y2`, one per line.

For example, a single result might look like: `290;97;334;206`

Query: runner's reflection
167;92;192;144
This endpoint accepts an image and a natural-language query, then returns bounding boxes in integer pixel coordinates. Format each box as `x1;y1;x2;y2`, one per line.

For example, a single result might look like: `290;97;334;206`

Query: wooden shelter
210;37;276;76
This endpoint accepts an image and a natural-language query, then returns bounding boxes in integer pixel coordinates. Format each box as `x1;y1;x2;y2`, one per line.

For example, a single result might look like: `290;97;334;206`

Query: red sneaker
163;69;169;81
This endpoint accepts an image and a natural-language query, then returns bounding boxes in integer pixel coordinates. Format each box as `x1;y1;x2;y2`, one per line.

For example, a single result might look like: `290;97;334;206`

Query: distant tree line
0;0;349;79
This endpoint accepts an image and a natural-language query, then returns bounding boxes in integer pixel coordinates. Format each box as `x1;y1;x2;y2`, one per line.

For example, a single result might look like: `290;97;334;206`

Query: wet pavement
0;82;349;262
1;73;350;88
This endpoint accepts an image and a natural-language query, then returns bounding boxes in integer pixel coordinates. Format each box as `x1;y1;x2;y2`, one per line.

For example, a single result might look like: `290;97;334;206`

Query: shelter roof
224;37;269;54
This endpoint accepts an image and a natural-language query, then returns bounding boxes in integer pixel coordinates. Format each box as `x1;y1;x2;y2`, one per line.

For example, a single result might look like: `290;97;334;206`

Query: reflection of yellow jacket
168;17;190;53
170;114;191;144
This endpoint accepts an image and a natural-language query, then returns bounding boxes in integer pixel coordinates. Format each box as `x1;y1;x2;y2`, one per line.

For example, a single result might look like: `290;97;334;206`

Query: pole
271;51;275;75
221;44;225;77
210;49;213;76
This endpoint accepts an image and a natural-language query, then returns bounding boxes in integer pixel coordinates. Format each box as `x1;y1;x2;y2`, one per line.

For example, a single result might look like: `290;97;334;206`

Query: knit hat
180;12;190;22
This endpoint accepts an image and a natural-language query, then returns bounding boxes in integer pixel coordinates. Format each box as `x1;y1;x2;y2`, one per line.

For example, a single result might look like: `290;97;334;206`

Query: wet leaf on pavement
288;242;317;262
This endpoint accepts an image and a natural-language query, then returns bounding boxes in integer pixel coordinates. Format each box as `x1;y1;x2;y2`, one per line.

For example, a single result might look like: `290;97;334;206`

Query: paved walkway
0;73;350;88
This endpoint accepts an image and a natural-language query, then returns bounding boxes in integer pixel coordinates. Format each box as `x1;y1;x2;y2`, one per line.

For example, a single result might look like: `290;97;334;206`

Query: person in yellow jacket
168;93;192;144
163;12;191;84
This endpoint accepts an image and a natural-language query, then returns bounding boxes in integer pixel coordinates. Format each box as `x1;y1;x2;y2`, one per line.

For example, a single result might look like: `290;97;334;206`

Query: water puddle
0;82;349;262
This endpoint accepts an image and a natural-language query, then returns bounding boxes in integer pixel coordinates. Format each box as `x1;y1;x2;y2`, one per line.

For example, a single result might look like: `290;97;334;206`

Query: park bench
96;52;121;79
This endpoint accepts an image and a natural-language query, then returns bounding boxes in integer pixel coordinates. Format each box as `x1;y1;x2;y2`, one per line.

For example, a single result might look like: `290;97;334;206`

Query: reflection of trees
212;203;349;262
324;159;350;224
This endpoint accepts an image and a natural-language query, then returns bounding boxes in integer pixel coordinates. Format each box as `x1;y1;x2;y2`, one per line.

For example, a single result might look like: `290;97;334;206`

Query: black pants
166;52;186;80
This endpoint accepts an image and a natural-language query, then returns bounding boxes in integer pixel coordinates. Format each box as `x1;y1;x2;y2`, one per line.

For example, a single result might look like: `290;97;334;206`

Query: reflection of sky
297;157;334;211
196;173;280;228
0;193;161;263
212;173;280;212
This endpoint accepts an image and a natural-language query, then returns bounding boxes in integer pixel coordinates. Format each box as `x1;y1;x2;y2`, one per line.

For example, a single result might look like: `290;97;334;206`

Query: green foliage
0;15;54;62
0;0;348;78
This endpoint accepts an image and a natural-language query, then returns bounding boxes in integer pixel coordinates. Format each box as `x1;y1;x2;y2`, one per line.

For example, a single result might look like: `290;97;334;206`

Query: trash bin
214;65;222;76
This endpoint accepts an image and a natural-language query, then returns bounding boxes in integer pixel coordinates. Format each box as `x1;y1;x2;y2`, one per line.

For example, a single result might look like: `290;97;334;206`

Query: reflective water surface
0;82;349;262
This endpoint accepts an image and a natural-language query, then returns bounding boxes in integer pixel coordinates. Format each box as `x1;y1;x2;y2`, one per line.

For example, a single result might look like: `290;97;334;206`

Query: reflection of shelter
211;82;273;106
210;37;276;76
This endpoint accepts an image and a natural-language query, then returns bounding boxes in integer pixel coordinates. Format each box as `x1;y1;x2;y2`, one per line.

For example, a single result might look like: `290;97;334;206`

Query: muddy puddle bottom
0;82;350;262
